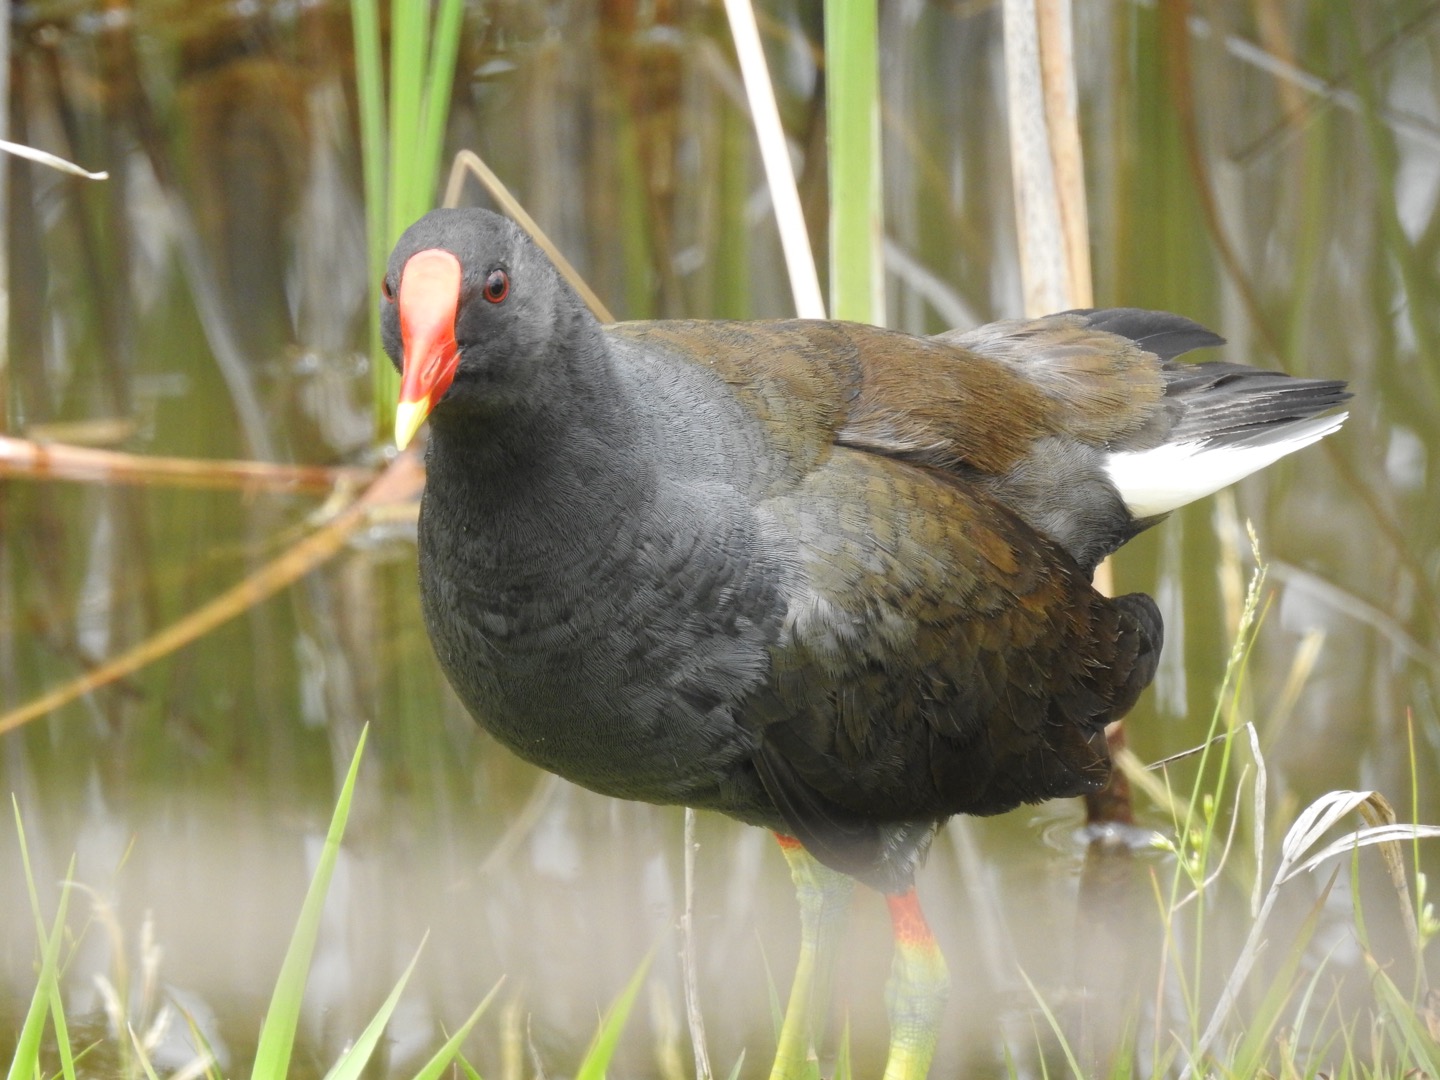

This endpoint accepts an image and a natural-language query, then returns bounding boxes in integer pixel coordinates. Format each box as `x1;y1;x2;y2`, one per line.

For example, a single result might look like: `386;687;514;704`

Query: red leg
882;887;949;1080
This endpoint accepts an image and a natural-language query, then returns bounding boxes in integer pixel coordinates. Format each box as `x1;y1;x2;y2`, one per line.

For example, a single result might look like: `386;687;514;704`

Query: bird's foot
768;835;856;1080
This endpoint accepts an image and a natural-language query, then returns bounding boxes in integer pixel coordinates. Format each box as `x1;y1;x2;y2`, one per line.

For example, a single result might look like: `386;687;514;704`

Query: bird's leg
768;834;855;1080
881;887;949;1080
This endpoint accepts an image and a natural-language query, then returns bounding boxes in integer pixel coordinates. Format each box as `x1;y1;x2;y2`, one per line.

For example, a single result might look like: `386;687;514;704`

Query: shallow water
2;1;1438;1076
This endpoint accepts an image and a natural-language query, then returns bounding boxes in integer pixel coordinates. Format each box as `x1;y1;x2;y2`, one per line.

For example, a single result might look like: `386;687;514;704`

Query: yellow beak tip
394;399;430;452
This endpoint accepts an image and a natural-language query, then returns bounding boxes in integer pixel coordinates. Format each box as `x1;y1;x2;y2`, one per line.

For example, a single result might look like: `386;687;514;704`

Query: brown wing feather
837;317;1176;468
746;448;1151;821
612;314;1172;475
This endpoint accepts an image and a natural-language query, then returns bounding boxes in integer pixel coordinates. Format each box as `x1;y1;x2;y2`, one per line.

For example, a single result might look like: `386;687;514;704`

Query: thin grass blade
833;1014;852;1080
1104;1018;1136;1080
9;801;76;1080
1282;823;1440;883
249;727;369;1080
1247;722;1267;917
161;1053;218;1080
1227;870;1335;1076
1017;966;1086;1078
321;934;429;1080
176;1004;225;1080
126;1025;163;1080
574;951;656;1080
408;978;506;1080
680;808;713;1080
349;0;390;420
416;0;466;207
1279;790;1378;869
1367;955;1440;1074
756;940;783;1038
350;0;385;274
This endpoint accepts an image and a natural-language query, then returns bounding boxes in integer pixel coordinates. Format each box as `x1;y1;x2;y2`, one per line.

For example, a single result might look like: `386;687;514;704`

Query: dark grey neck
418;333;655;589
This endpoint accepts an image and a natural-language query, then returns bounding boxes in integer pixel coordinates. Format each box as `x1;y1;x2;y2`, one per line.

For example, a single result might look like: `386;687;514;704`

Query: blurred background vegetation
2;0;1438;1076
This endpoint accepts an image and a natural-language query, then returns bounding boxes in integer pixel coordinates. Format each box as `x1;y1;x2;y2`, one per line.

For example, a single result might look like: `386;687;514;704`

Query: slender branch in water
0;453;423;736
0;434;375;493
444;150;616;324
1227;2;1440;164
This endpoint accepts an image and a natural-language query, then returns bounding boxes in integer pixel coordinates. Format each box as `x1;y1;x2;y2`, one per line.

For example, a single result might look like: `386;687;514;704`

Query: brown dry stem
0;451;423;736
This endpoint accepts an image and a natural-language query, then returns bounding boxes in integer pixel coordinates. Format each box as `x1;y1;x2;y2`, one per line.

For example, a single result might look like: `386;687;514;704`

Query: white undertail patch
1104;411;1348;518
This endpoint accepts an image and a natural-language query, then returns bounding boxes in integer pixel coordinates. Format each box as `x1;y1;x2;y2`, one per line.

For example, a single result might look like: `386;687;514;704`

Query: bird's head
381;208;582;450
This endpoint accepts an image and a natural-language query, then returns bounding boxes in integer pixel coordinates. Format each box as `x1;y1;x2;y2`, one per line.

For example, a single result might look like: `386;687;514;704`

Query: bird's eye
483;268;510;304
381;277;394;302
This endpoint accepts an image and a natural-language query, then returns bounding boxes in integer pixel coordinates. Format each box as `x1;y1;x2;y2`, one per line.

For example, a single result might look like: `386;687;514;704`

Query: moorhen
382;208;1348;1080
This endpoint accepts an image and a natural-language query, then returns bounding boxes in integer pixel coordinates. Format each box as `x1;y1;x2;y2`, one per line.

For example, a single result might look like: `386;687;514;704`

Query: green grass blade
10;800;76;1080
824;0;882;324
714;107;752;320
321;933;428;1080
723;1049;747;1080
1367;957;1440;1073
249;726;369;1080
453;1049;485;1080
176;1003;225;1080
350;0;386;277
43;893;79;1080
573;951;656;1080
833;1014;852;1080
756;941;783;1039
1104;1019;1136;1080
408;978;505;1080
47;991;78;1080
10;904;71;1080
1228;870;1336;1075
1017;966;1086;1079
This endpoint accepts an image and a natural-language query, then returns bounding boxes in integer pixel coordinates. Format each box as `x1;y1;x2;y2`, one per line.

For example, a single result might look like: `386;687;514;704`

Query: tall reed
351;0;467;439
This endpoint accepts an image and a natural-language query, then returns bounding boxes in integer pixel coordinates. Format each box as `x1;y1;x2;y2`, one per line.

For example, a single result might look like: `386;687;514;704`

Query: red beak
394;248;463;450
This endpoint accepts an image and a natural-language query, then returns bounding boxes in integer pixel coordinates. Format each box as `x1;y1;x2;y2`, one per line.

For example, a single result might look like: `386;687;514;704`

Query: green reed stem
824;0;882;325
352;0;466;440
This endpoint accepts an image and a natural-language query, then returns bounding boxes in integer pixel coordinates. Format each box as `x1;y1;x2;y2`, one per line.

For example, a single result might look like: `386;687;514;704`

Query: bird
381;207;1349;1079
